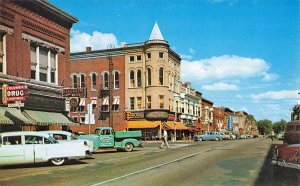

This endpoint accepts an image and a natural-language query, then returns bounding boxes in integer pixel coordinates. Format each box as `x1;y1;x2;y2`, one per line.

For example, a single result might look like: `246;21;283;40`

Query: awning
0;107;32;125
91;99;97;105
127;120;160;129
102;97;109;105
23;110;78;126
113;97;120;105
165;121;189;130
79;99;85;106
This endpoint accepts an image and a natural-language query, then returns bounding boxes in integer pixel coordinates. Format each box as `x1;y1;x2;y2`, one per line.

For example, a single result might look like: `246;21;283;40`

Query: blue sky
51;0;300;122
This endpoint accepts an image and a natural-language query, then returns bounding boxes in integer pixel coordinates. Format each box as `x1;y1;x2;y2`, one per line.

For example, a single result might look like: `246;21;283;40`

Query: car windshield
48;135;58;143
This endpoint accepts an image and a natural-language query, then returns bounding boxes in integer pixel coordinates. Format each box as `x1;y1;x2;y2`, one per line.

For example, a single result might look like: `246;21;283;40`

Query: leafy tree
257;119;273;135
273;119;287;134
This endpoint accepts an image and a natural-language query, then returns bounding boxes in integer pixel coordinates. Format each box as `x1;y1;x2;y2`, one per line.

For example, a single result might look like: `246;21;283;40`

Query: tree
257;119;273;135
273;119;287;134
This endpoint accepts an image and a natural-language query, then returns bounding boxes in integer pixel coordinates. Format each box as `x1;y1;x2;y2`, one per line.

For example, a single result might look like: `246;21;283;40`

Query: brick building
69;50;125;133
0;0;78;132
201;97;214;133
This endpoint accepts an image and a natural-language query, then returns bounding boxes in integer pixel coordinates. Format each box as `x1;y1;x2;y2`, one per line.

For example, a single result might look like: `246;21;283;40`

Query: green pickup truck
78;127;142;152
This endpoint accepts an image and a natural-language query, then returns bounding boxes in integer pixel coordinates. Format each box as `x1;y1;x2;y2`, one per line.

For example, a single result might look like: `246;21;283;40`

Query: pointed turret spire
149;22;164;40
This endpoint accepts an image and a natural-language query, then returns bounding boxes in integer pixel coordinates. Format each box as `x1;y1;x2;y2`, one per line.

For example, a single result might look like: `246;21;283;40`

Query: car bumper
272;158;300;170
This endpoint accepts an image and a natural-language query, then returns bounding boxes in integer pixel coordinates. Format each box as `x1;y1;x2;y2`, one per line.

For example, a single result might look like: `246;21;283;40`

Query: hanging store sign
62;88;86;97
2;84;29;105
144;109;169;121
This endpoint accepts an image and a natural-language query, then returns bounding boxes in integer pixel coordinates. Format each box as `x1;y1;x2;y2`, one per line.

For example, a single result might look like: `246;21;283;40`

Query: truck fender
121;138;140;149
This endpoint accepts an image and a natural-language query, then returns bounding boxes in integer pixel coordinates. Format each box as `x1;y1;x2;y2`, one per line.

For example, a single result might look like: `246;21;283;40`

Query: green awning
0;107;32;125
23;110;78;126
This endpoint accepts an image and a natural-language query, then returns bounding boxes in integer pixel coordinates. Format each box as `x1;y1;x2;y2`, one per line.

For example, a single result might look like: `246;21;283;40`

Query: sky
51;0;300;122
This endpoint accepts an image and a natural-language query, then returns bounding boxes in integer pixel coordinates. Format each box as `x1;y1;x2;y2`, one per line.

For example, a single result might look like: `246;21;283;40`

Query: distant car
239;134;247;139
276;132;284;140
246;134;253;139
272;120;300;169
39;130;94;153
194;132;224;141
0;131;89;166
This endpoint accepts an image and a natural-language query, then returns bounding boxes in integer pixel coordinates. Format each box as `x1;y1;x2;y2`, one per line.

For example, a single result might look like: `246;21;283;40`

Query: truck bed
115;131;142;138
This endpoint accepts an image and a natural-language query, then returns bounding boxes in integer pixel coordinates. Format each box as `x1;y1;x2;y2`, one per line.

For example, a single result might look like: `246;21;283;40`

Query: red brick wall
69;55;126;133
1;1;71;83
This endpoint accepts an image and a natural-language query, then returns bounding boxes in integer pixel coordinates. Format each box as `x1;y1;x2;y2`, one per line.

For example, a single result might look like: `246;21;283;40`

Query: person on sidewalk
271;130;275;141
159;129;170;149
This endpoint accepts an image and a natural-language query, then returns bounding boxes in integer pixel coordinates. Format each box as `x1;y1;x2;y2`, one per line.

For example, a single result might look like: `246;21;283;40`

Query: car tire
50;158;66;166
124;143;134;152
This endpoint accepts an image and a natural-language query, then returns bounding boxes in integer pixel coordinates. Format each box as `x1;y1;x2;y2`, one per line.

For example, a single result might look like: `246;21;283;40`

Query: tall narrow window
39;47;48;82
137;97;142;110
147;68;151;86
80;74;85;88
0;33;3;73
92;73;97;90
147;52;151;59
50;52;56;83
137;70;142;87
114;71;119;89
73;75;78;88
159;52;164;59
130;70;135;88
159;67;164;85
159;95;164;109
104;72;109;89
130;97;135;110
30;45;36;79
146;96;151;109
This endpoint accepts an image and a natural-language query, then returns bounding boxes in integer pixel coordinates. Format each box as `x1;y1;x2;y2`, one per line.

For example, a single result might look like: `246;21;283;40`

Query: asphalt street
0;138;299;186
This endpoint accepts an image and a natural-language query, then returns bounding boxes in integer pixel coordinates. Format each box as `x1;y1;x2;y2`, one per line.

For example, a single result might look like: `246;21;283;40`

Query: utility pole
107;44;114;128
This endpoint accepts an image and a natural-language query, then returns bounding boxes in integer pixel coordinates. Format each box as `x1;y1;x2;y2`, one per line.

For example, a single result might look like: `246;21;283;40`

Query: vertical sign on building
228;115;233;131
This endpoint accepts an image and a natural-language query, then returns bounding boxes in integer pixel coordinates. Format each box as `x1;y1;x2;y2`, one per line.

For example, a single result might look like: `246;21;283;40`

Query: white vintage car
0;131;89;166
39;130;94;153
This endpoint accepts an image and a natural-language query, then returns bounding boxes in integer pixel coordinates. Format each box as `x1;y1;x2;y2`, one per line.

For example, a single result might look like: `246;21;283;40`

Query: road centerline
90;148;213;186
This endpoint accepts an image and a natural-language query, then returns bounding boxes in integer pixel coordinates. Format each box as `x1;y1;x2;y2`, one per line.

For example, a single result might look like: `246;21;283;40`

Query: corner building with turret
70;23;190;138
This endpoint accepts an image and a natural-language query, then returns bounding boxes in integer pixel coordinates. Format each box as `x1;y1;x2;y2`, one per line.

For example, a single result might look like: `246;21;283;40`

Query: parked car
276;132;284;140
224;132;236;140
0;131;89;166
194;132;224;141
272;120;300;169
39;130;94;153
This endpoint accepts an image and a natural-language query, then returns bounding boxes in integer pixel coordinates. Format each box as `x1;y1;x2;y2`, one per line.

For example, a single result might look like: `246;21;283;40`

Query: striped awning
164;121;189;130
23;110;78;126
127;120;160;129
0;107;32;125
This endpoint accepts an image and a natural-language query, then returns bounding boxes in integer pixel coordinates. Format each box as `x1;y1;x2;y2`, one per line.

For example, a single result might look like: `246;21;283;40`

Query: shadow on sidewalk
254;144;300;186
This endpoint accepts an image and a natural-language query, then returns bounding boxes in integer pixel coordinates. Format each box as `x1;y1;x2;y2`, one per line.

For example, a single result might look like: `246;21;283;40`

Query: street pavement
0;138;299;186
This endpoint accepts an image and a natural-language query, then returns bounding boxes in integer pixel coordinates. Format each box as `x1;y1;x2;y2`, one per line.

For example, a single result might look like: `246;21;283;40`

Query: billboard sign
228;115;233;130
2;84;29;104
62;88;86;97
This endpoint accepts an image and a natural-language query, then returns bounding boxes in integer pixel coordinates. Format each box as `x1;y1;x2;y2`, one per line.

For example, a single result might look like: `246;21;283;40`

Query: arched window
80;74;85;88
159;67;164;85
114;71;119;89
103;72;109;89
72;74;77;88
130;70;135;88
137;70;142;87
147;68;151;86
91;73;97;90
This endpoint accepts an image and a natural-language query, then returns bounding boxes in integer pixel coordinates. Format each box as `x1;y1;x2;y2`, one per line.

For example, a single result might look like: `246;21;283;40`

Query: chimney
86;47;92;52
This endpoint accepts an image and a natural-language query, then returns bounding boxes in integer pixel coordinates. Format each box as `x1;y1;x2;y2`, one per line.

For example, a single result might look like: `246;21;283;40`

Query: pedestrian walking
159;129;170;149
271;130;275;141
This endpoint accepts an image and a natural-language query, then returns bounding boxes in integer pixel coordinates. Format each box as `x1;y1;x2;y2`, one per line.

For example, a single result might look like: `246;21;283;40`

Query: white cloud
181;55;278;83
235;94;244;99
189;48;195;55
70;29;119;53
202;82;238;91
250;90;299;101
180;54;193;60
